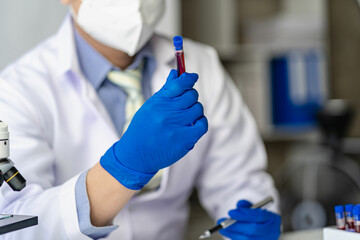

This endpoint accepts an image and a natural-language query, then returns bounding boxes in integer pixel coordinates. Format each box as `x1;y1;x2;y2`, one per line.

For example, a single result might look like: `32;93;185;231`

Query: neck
74;22;135;70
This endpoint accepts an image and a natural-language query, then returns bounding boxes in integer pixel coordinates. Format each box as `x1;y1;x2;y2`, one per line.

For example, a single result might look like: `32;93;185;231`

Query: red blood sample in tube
176;52;186;76
173;36;186;77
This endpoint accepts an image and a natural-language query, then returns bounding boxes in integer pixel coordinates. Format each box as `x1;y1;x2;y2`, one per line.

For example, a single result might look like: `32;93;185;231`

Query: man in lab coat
0;0;281;239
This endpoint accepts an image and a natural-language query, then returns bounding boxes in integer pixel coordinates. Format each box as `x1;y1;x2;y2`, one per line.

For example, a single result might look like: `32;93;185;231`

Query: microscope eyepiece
3;166;26;191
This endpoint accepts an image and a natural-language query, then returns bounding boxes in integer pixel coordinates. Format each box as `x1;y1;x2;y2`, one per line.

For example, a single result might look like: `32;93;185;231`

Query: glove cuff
100;145;156;190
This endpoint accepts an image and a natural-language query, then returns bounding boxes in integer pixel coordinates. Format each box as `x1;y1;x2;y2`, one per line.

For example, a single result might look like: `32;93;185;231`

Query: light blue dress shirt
73;24;157;239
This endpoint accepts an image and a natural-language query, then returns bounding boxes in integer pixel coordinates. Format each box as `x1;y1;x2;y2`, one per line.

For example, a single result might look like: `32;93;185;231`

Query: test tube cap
346;204;354;212
173;36;183;50
335;205;344;213
353;205;360;217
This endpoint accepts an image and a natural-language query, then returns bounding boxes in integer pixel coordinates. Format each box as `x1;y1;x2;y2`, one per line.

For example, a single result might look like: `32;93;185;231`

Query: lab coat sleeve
0;77;90;240
75;170;118;239
194;47;280;222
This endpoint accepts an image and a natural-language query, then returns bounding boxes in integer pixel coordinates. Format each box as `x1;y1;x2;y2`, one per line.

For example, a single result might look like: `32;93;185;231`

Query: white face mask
72;0;165;56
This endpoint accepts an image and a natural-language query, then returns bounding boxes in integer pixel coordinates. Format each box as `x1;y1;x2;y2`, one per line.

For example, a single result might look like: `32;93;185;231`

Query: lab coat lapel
56;15;119;153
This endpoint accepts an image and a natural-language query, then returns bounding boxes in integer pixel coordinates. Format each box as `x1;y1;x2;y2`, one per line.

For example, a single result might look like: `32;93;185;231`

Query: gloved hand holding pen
100;69;208;190
217;200;282;240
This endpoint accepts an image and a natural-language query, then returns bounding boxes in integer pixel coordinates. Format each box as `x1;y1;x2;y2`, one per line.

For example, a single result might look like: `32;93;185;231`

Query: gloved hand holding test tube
199;196;280;239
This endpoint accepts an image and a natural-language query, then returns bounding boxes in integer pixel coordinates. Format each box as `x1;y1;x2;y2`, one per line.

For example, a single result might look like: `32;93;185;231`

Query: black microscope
0;120;37;234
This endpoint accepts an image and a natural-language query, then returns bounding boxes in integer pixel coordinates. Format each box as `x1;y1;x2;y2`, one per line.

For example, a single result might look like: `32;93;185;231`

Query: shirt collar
73;21;155;90
73;24;111;90
55;14;80;79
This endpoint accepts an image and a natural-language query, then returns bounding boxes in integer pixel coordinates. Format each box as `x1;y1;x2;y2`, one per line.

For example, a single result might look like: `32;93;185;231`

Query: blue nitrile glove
100;69;208;190
218;200;281;240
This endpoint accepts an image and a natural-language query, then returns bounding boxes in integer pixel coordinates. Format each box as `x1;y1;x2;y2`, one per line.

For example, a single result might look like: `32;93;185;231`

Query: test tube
173;36;186;77
353;204;360;233
335;205;346;230
345;204;355;232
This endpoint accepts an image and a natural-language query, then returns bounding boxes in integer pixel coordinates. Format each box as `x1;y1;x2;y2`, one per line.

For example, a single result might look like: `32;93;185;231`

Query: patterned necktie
107;64;163;192
107;65;144;133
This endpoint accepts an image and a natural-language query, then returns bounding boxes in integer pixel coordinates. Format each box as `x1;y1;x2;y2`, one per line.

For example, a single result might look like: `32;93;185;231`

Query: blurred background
2;0;360;239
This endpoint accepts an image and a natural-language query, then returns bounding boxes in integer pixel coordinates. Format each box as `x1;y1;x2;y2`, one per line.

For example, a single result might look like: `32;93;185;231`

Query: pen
199;196;274;239
0;214;13;220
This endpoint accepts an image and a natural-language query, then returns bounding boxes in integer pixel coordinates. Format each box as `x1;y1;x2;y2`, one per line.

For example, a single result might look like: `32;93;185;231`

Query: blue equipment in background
270;50;326;131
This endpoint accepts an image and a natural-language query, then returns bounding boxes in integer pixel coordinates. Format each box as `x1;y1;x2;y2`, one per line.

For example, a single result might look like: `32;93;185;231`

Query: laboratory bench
280;229;323;240
281;228;360;240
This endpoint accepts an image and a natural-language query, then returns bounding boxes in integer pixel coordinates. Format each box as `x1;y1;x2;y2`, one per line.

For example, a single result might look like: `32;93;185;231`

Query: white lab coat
0;16;278;240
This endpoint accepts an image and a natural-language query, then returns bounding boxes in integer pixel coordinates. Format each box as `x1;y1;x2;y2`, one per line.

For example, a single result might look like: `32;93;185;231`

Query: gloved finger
180;115;208;150
169;89;199;110
220;214;281;237
169;102;204;125
188;102;205;121
228;208;274;223
153;69;177;98
237;200;252;208
159;71;198;98
165;69;178;84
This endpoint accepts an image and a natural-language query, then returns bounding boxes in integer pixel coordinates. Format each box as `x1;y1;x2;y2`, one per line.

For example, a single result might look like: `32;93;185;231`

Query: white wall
0;0;68;70
155;0;181;37
282;0;326;20
0;0;180;71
